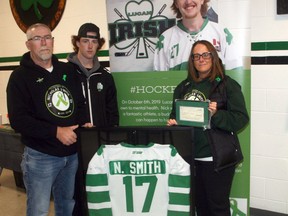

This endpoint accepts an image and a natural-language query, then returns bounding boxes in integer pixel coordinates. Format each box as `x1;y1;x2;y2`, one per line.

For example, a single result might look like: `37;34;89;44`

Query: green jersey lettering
109;160;166;175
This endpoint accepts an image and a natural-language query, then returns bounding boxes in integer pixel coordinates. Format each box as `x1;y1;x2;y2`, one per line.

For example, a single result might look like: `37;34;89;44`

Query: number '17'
123;176;157;213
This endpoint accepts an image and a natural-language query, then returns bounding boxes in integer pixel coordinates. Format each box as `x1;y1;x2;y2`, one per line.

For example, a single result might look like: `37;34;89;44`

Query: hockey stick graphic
114;8;125;20
114;39;139;56
132;4;167;57
144;40;155;54
156;4;166;16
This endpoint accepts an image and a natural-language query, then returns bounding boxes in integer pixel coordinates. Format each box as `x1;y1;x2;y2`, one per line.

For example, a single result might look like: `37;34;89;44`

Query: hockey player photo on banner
153;0;243;71
106;0;243;72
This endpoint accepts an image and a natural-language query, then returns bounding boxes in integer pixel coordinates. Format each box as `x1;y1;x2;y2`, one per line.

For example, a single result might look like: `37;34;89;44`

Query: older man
7;23;89;216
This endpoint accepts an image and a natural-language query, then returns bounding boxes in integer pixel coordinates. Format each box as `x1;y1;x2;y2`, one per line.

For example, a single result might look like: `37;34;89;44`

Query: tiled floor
0;168;54;216
1;168;281;216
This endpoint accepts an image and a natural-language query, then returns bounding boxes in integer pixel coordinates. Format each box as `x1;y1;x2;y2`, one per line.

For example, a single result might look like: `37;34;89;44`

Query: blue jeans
21;147;78;216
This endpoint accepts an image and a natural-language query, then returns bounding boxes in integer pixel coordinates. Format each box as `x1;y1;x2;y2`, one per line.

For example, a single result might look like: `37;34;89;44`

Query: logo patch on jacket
36;77;44;83
97;82;103;92
45;84;74;118
184;89;206;101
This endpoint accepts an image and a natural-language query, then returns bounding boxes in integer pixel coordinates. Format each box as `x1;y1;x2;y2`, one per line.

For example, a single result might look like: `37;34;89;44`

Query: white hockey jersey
86;143;191;216
154;18;242;71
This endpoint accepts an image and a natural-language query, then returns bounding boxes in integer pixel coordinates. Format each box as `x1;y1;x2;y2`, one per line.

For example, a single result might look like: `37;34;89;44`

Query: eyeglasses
28;35;54;42
191;52;212;61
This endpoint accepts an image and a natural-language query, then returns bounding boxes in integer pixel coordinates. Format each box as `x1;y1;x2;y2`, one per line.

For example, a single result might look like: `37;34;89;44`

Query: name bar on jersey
109;160;166;175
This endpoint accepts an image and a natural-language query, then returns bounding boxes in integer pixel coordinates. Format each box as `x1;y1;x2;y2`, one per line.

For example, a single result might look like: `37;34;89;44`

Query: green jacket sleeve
211;76;249;132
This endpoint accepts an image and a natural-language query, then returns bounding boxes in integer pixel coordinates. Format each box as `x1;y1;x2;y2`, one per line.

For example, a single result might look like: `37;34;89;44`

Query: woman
167;40;249;216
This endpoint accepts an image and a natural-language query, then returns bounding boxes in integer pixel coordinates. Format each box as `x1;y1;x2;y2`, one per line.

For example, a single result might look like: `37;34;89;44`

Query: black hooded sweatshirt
6;52;88;157
67;53;119;127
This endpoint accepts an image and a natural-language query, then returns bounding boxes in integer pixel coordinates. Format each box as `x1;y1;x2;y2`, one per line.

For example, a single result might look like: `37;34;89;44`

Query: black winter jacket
7;52;88;156
67;53;119;127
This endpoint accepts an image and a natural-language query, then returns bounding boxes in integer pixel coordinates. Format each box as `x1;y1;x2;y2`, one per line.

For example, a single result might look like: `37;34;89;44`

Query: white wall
251;0;288;214
0;71;11;124
0;0;109;124
1;0;288;214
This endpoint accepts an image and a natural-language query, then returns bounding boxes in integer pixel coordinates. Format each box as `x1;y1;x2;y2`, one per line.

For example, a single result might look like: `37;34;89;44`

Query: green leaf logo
21;0;53;20
10;0;66;33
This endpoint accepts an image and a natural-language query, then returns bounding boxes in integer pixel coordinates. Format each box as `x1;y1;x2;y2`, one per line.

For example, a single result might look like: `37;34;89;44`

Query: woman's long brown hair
188;40;225;83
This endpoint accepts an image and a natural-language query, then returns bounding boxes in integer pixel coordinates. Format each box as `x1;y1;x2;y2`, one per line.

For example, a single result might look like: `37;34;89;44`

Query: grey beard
39;53;52;61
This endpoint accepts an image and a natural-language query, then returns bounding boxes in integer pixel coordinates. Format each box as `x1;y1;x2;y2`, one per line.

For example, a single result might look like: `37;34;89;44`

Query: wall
251;0;288;214
0;0;109;124
0;0;288;214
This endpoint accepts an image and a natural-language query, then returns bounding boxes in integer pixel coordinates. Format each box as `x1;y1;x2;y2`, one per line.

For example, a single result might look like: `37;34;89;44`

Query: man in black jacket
67;23;119;216
6;23;90;216
67;23;119;127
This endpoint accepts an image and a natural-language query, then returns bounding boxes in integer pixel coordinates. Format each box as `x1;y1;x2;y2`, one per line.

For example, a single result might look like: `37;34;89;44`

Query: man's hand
167;119;178;126
56;125;79;145
82;122;93;128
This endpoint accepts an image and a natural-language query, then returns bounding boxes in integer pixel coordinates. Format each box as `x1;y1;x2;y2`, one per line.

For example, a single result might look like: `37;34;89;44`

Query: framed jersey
79;126;194;170
86;143;191;216
78;126;195;215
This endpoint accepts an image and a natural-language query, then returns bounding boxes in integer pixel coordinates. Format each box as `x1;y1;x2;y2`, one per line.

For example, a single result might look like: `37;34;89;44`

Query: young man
6;23;89;215
67;23;119;127
67;23;119;216
154;0;242;71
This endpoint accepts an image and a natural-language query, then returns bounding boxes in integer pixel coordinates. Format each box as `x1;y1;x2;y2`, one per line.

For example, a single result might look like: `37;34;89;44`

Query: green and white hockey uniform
86;143;191;216
154;18;242;71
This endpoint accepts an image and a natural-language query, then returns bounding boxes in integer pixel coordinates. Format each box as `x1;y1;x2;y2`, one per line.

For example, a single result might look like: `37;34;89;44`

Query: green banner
227;70;251;216
113;71;186;126
113;69;251;215
107;0;250;214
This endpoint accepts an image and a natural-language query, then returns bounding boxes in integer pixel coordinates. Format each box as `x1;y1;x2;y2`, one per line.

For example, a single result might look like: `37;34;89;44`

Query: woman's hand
208;101;217;116
167;119;178;126
82;122;93;128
